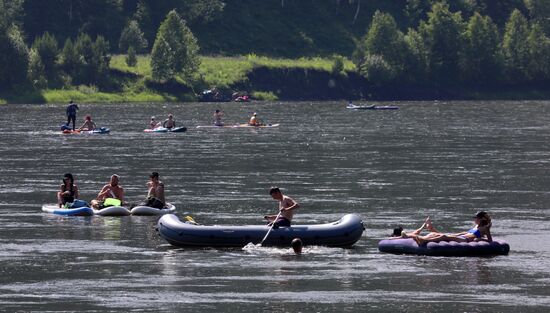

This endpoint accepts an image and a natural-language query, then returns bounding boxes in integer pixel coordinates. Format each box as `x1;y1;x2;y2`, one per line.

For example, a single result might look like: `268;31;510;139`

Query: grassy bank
2;54;549;104
0;54;354;104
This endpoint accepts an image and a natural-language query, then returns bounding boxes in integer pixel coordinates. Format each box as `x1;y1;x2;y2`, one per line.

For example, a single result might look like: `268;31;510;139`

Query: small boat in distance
346;102;399;110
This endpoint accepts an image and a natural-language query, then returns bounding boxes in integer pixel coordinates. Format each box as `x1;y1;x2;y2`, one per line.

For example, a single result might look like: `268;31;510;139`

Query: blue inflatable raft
157;214;364;247
378;238;510;257
42;204;94;216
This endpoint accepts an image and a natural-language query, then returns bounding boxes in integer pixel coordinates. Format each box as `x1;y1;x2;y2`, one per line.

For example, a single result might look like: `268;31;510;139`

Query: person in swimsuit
213;109;224;126
141;172;166;209
66;100;79;130
78;115;97;131
57;173;79;207
163;114;176;129
91;174;125;209
393;212;492;245
291;238;303;255
264;187;299;228
150;116;161;129
248;113;261;126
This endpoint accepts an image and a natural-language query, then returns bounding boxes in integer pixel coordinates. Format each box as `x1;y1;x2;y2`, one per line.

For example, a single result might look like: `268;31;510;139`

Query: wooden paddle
260;210;282;246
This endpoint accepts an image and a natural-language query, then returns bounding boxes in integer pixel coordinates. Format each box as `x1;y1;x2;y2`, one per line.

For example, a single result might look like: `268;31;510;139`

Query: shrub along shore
1;54;549;105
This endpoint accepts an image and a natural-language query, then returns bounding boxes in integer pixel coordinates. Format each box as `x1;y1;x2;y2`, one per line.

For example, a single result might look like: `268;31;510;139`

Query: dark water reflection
0;101;549;312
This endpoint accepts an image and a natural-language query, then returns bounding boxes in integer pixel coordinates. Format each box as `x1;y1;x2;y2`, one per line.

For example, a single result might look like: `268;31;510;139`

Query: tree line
1;0;199;91
1;0;550;93
353;2;550;87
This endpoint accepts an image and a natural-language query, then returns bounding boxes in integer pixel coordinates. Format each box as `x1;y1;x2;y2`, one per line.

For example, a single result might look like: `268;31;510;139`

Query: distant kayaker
249;112;261;126
264;187;300;228
66;100;79;130
163;114;176;129
91;174;125;209
78;115;97;131
57;173;79;208
213;109;224;126
150;116;161;129
142;171;165;209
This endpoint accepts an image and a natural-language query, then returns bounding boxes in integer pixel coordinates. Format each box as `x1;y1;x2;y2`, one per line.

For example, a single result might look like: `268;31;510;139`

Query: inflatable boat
378;238;510;256
42;204;94;216
131;203;176;216
143;127;187;133
61;127;110;134
347;104;399;110
196;123;280;129
93;206;131;216
157;214;364;247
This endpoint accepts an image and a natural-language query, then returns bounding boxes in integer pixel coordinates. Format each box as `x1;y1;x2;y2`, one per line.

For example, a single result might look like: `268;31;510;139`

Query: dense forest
1;0;550;101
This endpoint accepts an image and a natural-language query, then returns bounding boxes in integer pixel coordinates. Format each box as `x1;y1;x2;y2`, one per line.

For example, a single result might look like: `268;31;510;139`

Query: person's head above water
291;238;302;254
391;226;404;237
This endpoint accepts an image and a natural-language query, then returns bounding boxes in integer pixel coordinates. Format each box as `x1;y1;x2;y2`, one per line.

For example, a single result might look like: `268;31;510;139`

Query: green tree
461;13;502;84
32;32;59;80
0;0;28;89
502;9;531;82
126;46;138;67
526;23;550;81
91;35;111;82
151;10;200;81
59;38;81;75
0;26;29;88
524;0;550;35
27;48;47;88
119;20;148;53
404;28;428;83
419;2;465;84
354;11;408;83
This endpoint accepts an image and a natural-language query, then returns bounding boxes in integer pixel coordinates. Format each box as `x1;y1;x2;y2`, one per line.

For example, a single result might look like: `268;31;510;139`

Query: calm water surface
0;101;549;312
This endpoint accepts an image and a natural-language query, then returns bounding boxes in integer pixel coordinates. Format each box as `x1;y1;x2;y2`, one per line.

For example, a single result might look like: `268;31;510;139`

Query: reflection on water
0;101;549;312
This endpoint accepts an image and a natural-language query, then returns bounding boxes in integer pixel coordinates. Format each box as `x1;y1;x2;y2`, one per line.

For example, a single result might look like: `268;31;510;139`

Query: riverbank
1;55;550;104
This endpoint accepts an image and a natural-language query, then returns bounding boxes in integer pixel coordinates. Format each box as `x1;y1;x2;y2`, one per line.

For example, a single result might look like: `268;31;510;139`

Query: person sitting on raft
393;212;492;245
91;174;125;209
163;114;176;130
248;112;261;126
264;187;299;228
78;115;97;131
57;173;79;208
150;116;161;129
141;171;166;209
213;109;224;126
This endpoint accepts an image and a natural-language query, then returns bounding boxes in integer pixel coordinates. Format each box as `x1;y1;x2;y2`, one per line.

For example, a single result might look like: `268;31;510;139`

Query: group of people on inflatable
57;172;167;210
390;212;493;244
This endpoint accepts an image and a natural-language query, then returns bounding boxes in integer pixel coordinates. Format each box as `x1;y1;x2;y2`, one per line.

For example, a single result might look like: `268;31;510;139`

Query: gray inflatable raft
157;214;364;247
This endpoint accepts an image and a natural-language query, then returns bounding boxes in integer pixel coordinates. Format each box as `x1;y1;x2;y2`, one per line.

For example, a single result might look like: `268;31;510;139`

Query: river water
0;101;549;312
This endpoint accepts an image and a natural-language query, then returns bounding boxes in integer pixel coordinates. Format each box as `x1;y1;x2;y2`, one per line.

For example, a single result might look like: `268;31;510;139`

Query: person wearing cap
91;174;125;209
248;112;261;126
393;212;492;245
142;172;165;209
163;114;176;129
65;100;79;130
78;115;97;131
150;116;161;129
57;173;79;207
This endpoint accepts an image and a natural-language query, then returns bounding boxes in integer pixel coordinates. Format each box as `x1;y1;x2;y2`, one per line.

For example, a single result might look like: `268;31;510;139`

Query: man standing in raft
65;100;79;130
264;187;300;228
